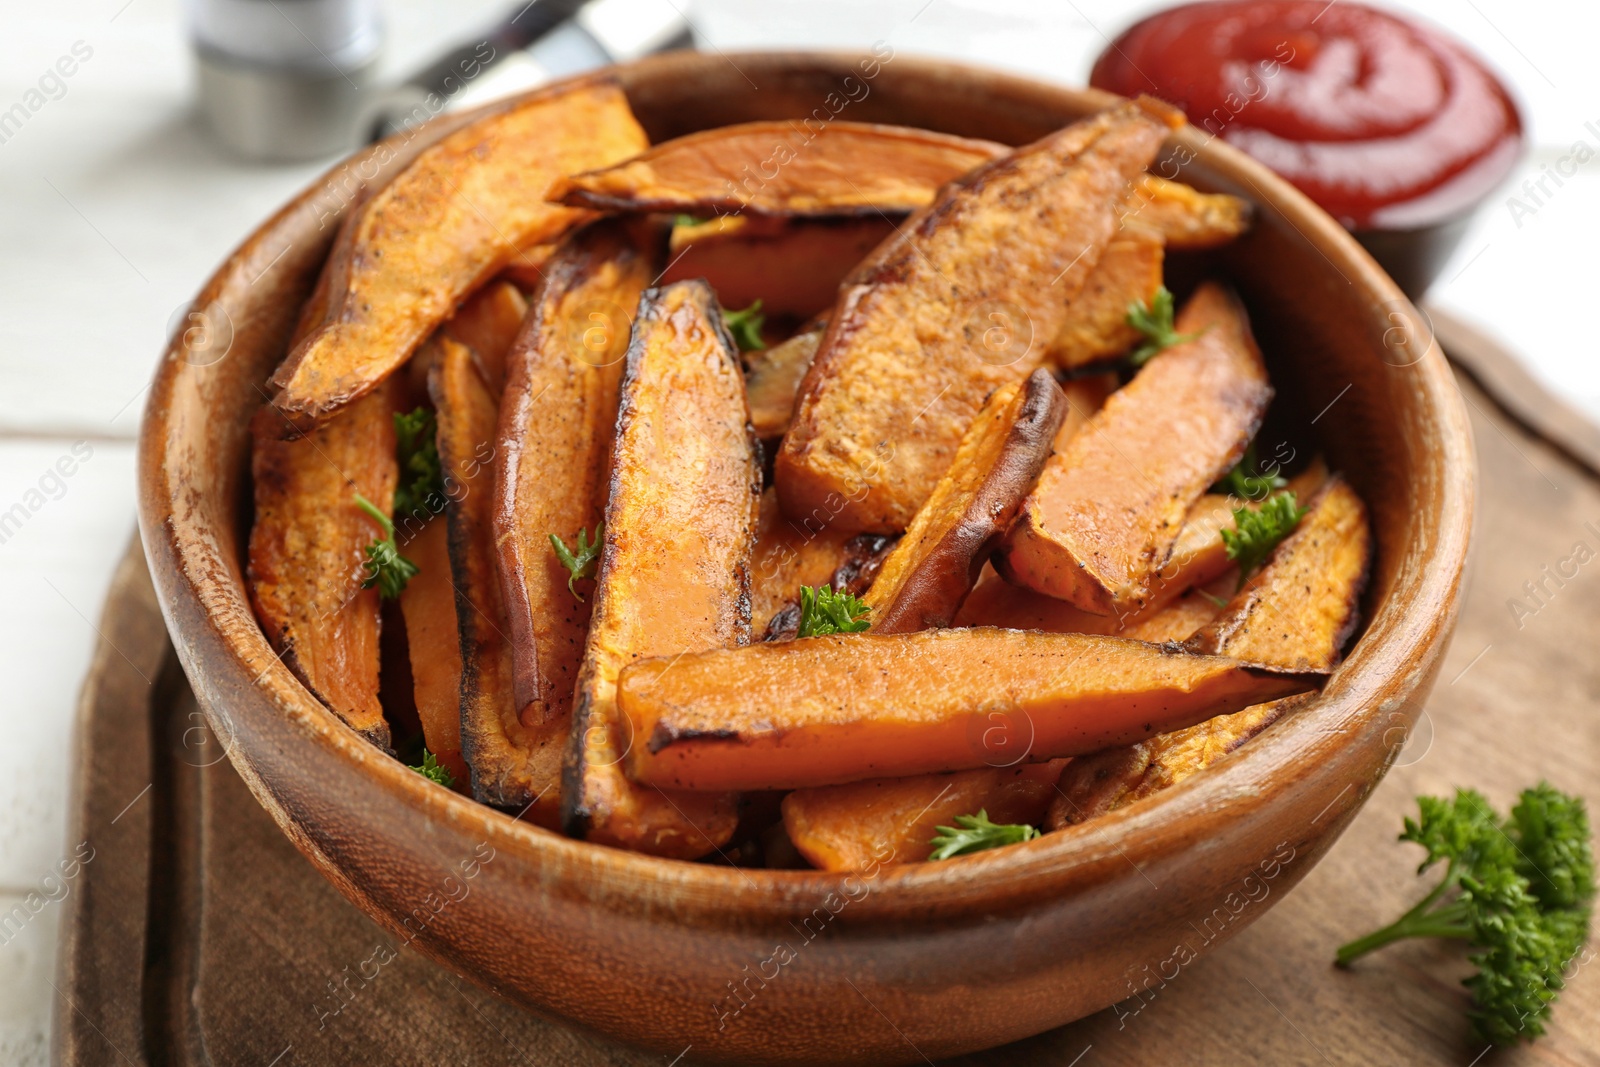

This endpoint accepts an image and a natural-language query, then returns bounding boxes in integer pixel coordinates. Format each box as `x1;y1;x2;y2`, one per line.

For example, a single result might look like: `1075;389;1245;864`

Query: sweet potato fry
620;629;1316;791
426;340;556;818
493;221;655;735
783;761;1068;871
746;322;824;439
864;369;1066;633
551;121;1007;216
777;99;1180;534
1185;477;1371;671
997;282;1272;615
444;280;528;398
749;488;856;636
270;78;647;422
248;382;398;747
562;280;761;858
1050;232;1163;370
397;516;468;786
1123;174;1253;249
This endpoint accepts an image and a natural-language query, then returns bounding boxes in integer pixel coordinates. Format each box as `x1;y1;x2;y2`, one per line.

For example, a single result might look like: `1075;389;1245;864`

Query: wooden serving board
57;322;1600;1065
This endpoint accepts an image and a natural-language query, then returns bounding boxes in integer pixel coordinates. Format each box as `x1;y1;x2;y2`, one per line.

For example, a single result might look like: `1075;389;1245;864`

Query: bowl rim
137;49;1475;921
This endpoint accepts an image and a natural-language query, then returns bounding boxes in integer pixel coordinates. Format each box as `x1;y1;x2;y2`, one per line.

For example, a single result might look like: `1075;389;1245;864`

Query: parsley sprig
1126;286;1198;366
355;493;418;599
549;523;604;601
929;810;1040;860
796;585;871;638
392;407;443;521
1221;490;1307;591
1337;784;1594;1046
1215;443;1288;502
409;748;456;789
722;299;767;352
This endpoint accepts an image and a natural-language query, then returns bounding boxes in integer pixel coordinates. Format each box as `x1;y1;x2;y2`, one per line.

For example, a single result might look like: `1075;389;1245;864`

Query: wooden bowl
136;52;1474;1065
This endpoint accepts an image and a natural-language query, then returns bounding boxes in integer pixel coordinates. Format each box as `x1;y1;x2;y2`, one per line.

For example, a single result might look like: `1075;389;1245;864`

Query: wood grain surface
59;329;1598;1063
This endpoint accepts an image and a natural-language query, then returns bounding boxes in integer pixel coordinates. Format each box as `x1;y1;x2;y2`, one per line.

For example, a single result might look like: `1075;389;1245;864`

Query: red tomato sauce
1090;1;1523;229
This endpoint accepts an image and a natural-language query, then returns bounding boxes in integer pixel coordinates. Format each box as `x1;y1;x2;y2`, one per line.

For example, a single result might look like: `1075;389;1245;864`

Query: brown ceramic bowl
137;52;1473;1065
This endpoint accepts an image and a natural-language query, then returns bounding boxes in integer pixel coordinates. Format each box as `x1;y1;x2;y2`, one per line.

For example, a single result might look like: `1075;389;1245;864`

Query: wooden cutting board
56;318;1600;1065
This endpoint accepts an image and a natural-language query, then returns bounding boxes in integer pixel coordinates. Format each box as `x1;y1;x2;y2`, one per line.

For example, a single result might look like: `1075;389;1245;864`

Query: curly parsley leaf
929;809;1040;860
354;493;418;599
549;523;604;601
409;748;455;789
796;584;871;639
392;406;444;522
1126;286;1198;366
1221;490;1307;591
722;299;767;352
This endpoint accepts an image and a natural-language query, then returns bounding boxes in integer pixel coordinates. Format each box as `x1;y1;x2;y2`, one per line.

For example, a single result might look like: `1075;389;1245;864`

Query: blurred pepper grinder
189;0;382;161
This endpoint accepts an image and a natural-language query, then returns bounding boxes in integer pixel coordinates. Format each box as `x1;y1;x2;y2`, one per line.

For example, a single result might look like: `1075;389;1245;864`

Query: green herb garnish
722;299;767;352
1215;443;1289;502
796;584;871;638
355;493;418;599
1336;784;1593;1046
673;213;707;229
409;748;456;789
1220;490;1306;590
929;809;1040;860
549;523;604;601
392;406;443;521
1126;286;1198;366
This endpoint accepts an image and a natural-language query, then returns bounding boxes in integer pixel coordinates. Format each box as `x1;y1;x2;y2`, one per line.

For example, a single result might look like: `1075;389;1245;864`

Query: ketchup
1090;1;1522;230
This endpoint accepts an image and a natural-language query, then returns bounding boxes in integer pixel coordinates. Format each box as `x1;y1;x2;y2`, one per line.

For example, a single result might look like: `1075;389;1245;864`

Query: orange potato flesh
620;629;1315;791
782;761;1068;871
397;516;468;787
864;369;1066;633
996;282;1272;615
550;121;1008;216
663;216;899;322
777;100;1179;535
247;382;398;747
562;280;759;858
745;324;824;439
429;339;560;822
1050;232;1163;370
1186;477;1371;672
443;280;528;398
493;222;655;735
1123;174;1253;250
270;79;646;422
749;487;855;637
498;240;559;294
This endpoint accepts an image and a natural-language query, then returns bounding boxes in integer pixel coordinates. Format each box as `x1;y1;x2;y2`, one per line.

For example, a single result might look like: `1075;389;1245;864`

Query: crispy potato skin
777;101;1177;534
620;629;1314;791
552;121;1007;216
444;281;528;398
397;517;468;786
997;282;1272;615
270;79;646;421
1050;232;1164;370
427;340;556;819
1123;174;1253;250
492;222;655;741
248;382;398;747
562;280;760;858
749;488;855;636
864;369;1066;633
745;325;824;440
783;760;1068;871
1186;477;1372;671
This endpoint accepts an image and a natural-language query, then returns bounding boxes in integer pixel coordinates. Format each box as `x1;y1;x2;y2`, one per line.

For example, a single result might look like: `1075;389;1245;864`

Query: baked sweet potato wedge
248;382;398;747
663;216;898;322
1185;477;1371;671
620;629;1316;791
270;78;647;422
996;282;1272;615
1050;231;1163;370
551;121;1007;216
397;516;468;785
782;761;1068;871
562;280;761;857
777;99;1180;534
760;532;898;642
746;322;824;439
444;280;528;398
492;221;656;735
749;488;856;636
427;340;558;819
1124;174;1253;249
864;368;1066;633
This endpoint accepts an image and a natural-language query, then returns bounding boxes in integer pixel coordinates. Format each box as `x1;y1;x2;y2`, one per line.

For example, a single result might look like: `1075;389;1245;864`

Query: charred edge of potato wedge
1185;476;1372;672
762;533;898;642
865;368;1067;633
247;383;398;749
749;487;857;637
560;280;758;857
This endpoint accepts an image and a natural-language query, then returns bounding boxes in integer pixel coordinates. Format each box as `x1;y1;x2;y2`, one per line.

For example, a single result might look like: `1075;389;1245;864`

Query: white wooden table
1;1;1595;1061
